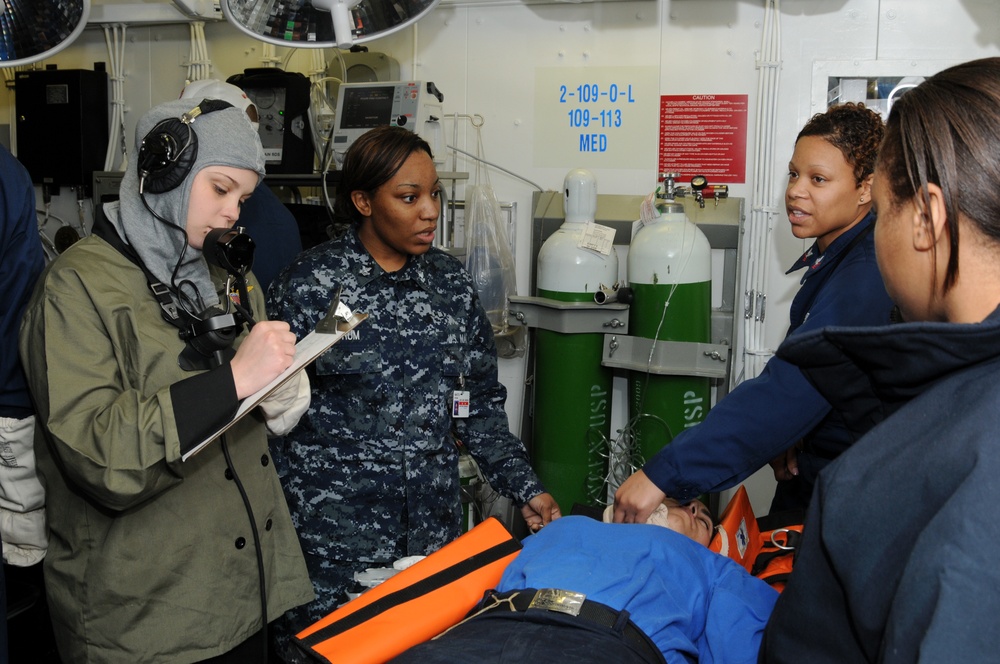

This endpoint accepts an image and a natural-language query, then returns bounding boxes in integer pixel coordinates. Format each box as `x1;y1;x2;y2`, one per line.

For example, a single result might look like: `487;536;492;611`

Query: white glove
0;415;48;566
259;369;311;437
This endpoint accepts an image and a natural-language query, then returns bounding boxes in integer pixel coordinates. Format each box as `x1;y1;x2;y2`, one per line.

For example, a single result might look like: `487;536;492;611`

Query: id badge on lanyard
452;373;470;418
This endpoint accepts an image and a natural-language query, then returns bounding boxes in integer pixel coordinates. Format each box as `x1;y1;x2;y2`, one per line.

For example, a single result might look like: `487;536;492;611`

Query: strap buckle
528;588;586;617
148;281;179;321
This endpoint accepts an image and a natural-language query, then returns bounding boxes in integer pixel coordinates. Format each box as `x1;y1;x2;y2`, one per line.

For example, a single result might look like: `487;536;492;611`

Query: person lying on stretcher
390;499;778;664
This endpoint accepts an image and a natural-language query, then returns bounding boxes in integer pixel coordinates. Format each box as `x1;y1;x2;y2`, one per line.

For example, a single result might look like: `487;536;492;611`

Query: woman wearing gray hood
18;98;314;663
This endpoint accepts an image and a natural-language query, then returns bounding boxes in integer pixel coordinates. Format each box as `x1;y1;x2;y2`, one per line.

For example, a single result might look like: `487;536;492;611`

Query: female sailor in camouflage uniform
267;126;560;653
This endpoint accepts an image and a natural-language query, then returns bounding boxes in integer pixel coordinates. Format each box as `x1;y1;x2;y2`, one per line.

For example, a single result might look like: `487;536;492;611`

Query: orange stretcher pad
293;516;522;664
709;485;803;592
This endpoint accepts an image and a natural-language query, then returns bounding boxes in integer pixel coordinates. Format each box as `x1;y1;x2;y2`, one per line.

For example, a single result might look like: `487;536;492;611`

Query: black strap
485;589;667;664
751;529;803;578
298;533;522;648
92;213;139;267
751;543;798;577
91;214;185;327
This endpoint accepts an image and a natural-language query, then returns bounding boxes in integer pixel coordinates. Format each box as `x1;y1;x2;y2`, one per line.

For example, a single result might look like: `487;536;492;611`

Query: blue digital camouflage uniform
266;226;546;644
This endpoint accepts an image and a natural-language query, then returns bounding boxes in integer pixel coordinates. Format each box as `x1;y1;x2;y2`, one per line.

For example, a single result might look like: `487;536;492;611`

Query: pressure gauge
247;87;277;110
691;175;708;191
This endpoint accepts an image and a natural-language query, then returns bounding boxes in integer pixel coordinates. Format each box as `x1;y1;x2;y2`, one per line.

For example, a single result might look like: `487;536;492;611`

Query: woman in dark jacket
615;102;892;520
761;57;1000;662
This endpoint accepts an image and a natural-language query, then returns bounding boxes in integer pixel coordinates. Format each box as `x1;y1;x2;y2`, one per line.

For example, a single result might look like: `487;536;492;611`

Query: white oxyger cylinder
627;203;712;289
536;169;615;292
626;201;713;463
533;169;619;510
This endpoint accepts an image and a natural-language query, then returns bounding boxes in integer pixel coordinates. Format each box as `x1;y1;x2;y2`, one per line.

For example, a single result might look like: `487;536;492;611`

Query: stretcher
292;490;797;664
292;516;521;664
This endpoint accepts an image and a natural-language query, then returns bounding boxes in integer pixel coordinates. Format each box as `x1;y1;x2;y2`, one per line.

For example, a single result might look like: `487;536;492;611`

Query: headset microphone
206;225;257;327
203;227;255;276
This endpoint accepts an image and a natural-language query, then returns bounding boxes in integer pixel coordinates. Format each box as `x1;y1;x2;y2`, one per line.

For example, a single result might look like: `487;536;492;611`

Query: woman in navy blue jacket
761;56;1000;663
615;103;893;520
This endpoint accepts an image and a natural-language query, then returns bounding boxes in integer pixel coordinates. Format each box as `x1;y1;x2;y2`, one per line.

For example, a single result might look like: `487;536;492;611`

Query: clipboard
182;292;368;461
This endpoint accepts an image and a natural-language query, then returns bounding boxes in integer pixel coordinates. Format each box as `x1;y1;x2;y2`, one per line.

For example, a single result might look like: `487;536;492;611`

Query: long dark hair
334;126;435;226
878;57;1000;292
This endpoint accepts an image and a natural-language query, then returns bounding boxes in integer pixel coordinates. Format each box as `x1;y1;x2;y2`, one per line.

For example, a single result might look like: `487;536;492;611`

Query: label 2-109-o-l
559;84;635;153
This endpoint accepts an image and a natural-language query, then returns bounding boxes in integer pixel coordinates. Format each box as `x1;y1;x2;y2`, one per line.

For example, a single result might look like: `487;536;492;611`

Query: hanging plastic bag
464;184;523;357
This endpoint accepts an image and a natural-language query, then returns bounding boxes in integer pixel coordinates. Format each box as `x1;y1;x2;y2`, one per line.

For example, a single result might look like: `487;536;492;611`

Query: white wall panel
877;0;1000;60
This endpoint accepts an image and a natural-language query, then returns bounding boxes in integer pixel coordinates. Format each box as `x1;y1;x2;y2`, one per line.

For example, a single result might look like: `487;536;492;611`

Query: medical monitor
330;81;444;164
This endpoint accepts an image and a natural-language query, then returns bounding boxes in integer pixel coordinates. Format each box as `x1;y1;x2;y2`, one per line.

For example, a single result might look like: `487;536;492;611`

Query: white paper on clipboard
182;309;368;461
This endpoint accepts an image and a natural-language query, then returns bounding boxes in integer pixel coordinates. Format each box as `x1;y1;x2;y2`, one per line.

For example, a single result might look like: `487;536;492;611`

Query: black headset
136;99;234;194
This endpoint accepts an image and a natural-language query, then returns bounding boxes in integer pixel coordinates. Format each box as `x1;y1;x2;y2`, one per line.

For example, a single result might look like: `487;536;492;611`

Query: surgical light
0;0;90;68
221;0;440;51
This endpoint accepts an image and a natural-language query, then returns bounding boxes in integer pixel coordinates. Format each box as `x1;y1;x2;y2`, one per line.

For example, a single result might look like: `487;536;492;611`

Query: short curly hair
796;102;884;186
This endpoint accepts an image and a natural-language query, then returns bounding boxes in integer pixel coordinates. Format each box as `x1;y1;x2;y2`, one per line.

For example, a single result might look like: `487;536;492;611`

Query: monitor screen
340;86;395;129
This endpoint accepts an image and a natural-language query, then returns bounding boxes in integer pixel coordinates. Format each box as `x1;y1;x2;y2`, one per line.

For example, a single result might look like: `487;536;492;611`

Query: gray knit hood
106;98;266;311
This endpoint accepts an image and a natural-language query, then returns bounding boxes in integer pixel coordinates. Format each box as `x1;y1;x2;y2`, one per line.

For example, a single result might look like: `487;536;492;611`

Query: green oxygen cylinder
626;200;712;463
533;169;619;509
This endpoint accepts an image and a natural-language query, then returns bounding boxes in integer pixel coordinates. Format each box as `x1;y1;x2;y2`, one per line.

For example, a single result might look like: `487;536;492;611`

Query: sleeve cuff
642;453;700;502
171;366;241;457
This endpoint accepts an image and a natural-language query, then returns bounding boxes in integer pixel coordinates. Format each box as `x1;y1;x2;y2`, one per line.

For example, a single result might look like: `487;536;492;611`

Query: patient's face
647;499;714;547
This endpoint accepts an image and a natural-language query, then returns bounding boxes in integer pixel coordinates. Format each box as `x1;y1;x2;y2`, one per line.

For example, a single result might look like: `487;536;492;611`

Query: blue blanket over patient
498;516;778;664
